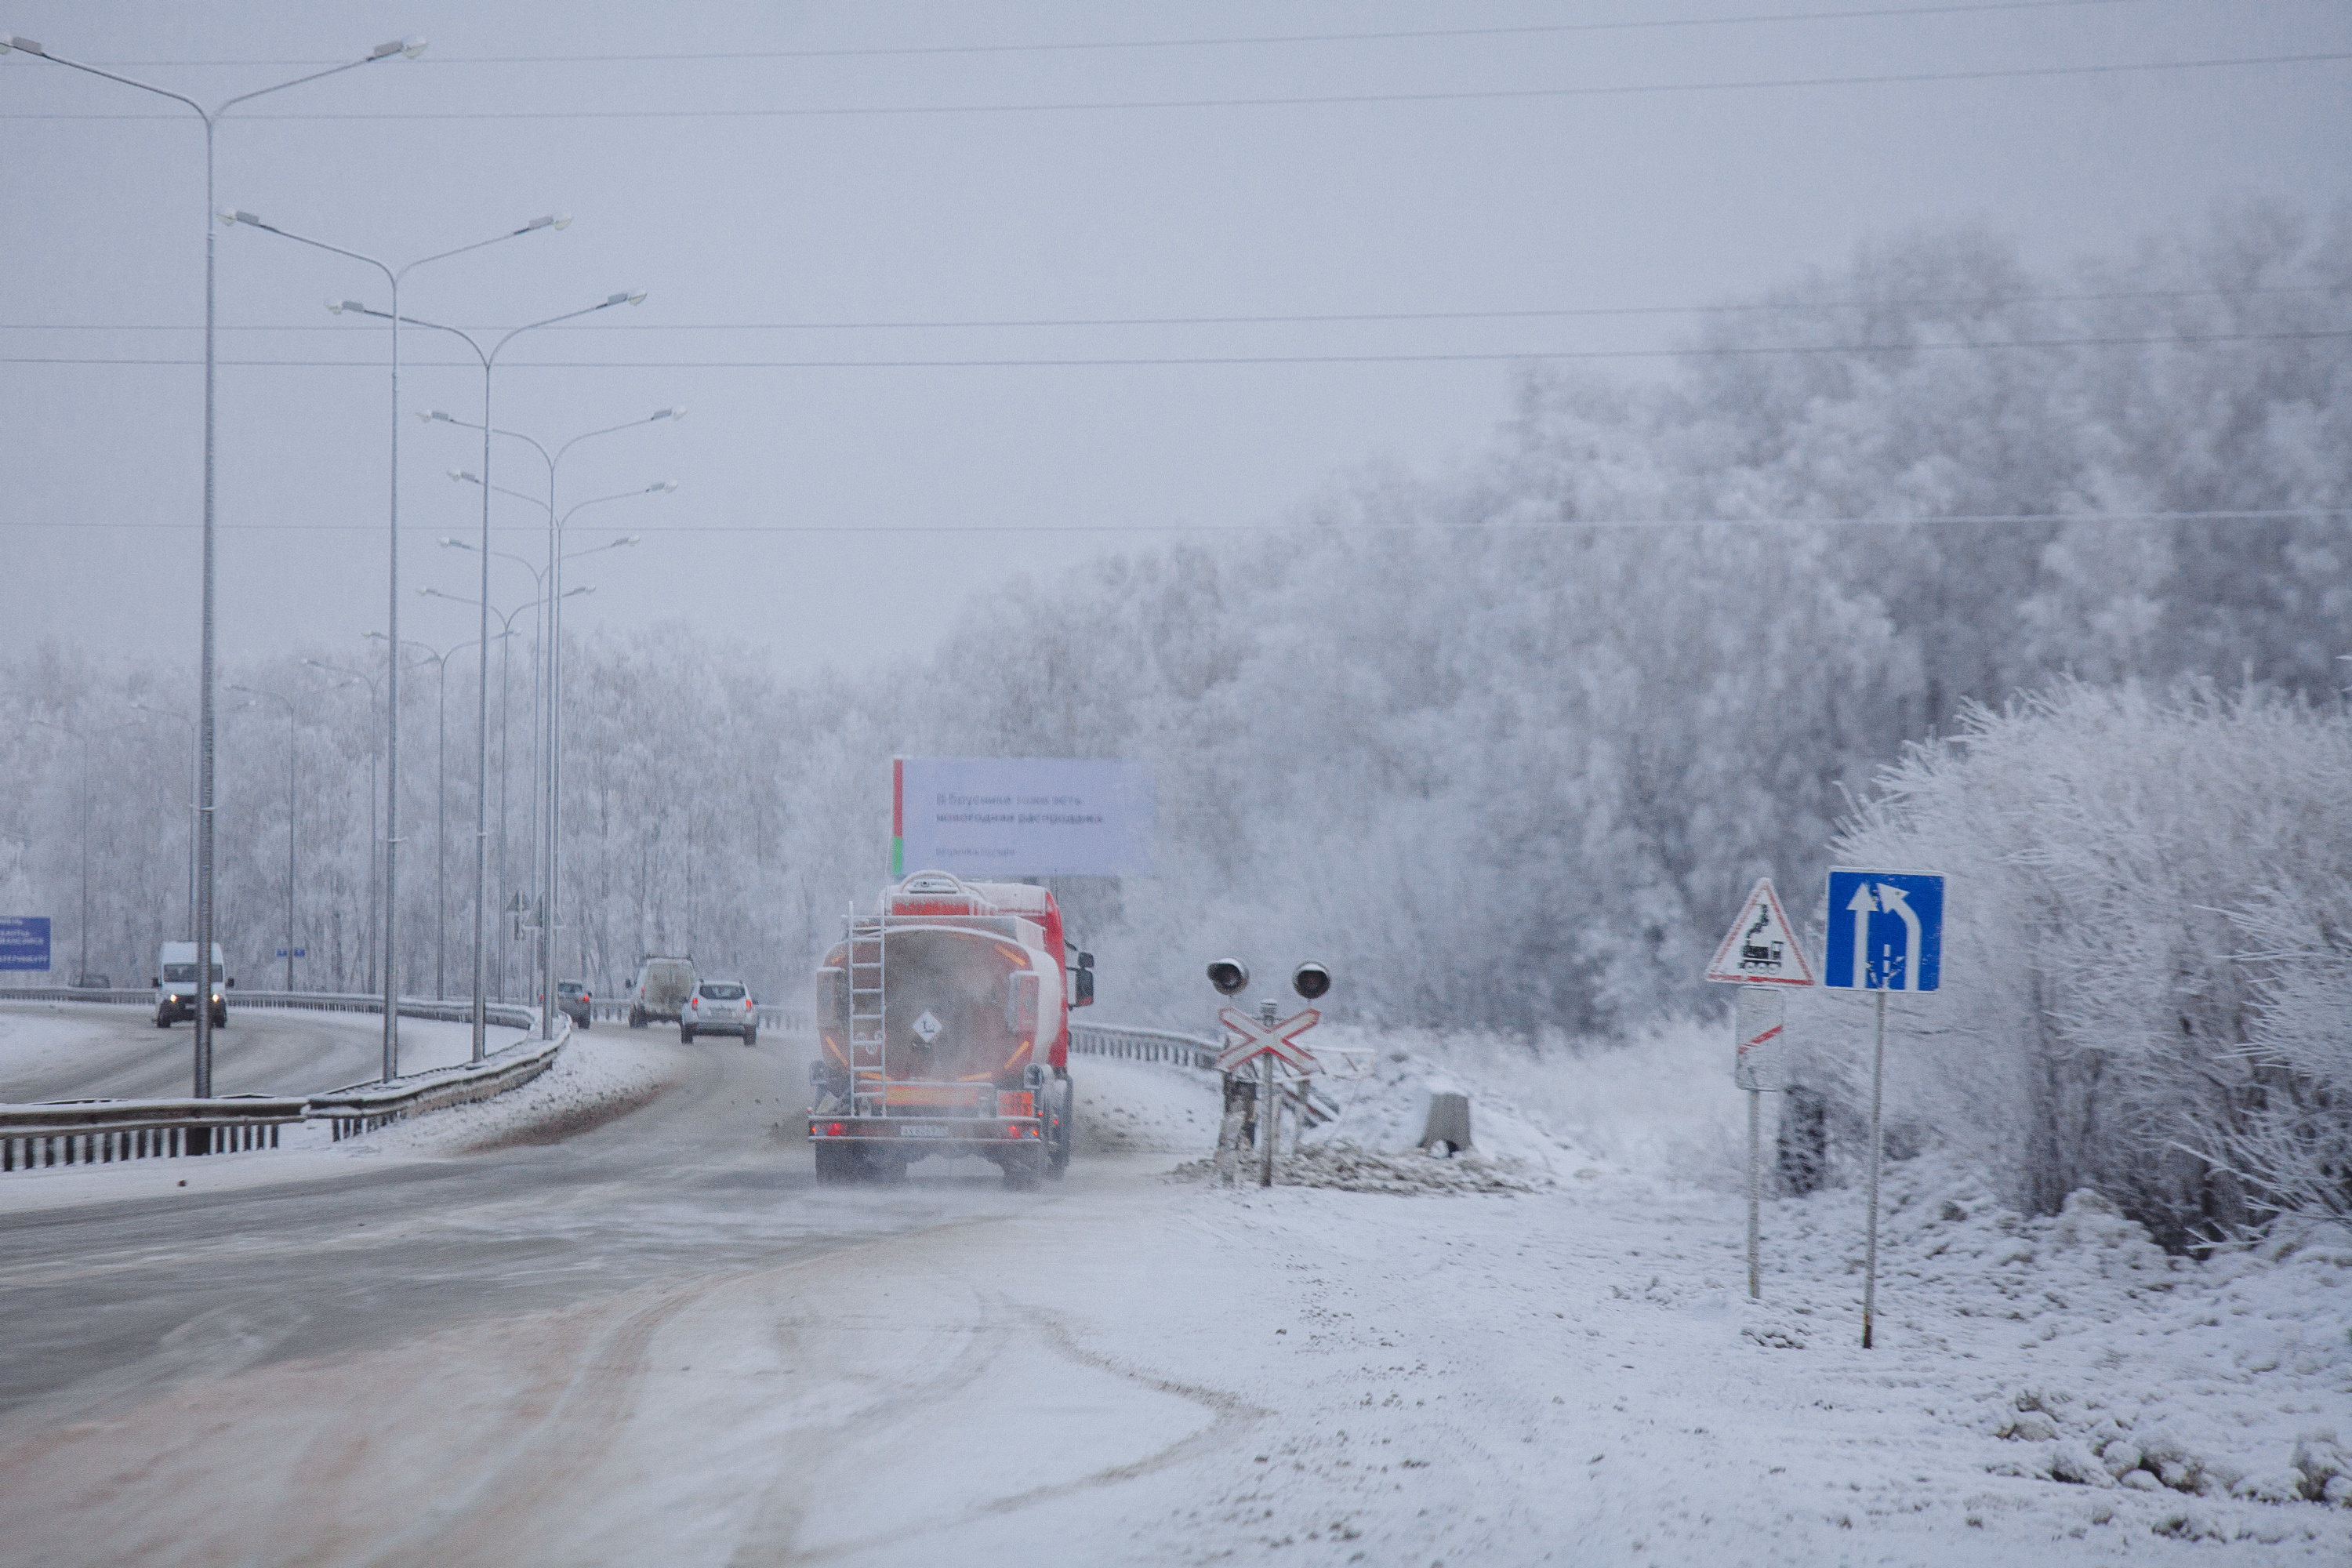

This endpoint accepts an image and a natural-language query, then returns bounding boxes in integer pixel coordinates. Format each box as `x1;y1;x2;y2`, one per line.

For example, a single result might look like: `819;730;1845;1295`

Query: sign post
1705;880;1815;1300
1214;1002;1321;1189
1824;869;1945;1348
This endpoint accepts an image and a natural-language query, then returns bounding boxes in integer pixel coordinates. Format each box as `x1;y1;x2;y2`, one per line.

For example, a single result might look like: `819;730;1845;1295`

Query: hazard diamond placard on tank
1704;878;1817;987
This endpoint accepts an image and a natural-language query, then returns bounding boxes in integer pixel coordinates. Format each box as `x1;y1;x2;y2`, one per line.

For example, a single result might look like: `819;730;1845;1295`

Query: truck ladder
846;906;887;1117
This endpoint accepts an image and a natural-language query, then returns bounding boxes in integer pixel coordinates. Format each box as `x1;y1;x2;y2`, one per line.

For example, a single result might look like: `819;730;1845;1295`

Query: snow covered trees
1826;685;2352;1246
1;206;2345;1237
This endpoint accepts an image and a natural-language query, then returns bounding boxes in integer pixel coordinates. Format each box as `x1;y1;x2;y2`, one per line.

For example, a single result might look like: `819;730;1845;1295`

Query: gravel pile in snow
1171;1142;1545;1195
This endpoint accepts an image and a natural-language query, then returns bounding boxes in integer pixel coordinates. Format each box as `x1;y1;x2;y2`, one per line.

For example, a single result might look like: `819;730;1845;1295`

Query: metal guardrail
2;1094;307;1171
1069;1022;1220;1069
1069;1022;1342;1127
0;986;154;1005
0;1011;572;1170
0;986;543;1032
308;1022;569;1139
586;997;809;1031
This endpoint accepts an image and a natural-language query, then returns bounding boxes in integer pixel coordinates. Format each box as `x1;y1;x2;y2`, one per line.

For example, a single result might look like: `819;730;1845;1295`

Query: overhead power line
13;507;2347;536
81;2;2158;67
4;327;2347;371
11;49;2347;121
2;284;2339;336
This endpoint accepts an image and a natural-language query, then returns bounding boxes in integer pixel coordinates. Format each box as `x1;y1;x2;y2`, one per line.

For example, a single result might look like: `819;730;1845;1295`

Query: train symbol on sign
1704;880;1815;987
1824;870;1945;993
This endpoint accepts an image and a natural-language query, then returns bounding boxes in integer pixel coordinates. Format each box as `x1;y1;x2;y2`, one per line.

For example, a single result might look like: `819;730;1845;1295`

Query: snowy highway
1;1029;2345;1564
0;999;524;1105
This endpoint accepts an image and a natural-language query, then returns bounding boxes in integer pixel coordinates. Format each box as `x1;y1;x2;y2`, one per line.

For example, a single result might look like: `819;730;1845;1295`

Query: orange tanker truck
808;870;1092;1188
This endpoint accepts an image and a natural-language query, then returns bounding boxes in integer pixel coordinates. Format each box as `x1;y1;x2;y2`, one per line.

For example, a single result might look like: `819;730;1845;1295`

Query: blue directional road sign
0;916;51;972
1824;871;1944;993
275;948;307;959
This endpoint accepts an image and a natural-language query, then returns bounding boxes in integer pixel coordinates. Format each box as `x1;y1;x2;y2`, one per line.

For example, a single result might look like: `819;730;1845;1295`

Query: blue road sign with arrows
1824;870;1944;993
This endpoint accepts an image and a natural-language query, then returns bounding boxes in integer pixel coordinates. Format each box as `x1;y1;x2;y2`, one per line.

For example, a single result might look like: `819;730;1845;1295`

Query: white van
154;942;230;1028
626;955;697;1028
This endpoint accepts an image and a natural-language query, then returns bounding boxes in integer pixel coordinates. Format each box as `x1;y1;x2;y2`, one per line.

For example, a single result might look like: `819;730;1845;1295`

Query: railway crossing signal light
1206;958;1250;996
1291;961;1331;1000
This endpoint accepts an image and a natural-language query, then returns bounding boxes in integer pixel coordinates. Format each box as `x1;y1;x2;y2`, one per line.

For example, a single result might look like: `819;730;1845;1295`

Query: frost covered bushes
1822;683;2352;1246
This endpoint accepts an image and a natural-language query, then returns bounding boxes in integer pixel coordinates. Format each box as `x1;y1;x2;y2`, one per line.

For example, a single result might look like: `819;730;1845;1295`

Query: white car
681;979;758;1046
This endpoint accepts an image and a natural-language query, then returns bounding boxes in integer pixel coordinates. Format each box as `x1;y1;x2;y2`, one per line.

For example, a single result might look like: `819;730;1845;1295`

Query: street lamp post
430;406;682;1037
369;635;452;1000
221;209;566;1078
422;585;586;1000
303;660;382;993
343;296;647;1061
440;479;648;1003
228;685;302;992
437;531;550;985
4;31;424;1116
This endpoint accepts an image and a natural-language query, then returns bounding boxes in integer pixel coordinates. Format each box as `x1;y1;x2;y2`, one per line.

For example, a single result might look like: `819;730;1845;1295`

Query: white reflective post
1862;987;1887;1349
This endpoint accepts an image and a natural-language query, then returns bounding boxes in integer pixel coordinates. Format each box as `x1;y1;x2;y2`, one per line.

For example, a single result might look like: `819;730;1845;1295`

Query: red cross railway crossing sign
1215;1006;1321;1075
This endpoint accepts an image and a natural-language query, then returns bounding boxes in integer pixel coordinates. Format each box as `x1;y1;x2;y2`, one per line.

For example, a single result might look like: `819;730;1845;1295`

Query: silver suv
681;978;758;1046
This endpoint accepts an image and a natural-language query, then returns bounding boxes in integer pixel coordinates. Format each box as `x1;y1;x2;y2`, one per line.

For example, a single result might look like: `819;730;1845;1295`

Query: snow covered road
0;1040;2343;1565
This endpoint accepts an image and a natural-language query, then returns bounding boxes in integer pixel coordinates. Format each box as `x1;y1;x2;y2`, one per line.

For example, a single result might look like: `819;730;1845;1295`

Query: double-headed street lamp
338;297;645;1061
5;31;423;1110
220;209;568;1080
430;408;682;1036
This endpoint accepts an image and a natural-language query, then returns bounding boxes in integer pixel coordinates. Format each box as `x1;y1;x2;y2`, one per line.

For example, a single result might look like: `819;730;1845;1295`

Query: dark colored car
554;979;593;1030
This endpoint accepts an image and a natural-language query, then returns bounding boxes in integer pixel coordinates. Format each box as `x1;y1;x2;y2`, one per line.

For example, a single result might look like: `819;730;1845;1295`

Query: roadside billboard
892;758;1152;879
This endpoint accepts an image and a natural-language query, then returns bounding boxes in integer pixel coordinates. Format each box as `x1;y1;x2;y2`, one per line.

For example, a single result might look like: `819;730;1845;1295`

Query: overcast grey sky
5;1;2347;680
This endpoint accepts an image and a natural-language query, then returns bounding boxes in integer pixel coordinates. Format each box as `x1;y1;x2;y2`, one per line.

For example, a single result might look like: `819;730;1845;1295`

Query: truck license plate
898;1123;949;1138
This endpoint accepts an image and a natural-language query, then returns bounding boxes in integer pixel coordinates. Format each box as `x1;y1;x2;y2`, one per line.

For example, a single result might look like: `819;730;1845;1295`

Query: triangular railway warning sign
1705;878;1817;986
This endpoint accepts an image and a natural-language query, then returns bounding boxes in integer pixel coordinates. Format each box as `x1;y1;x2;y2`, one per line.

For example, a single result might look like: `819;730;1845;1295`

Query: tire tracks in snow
756;1298;1265;1563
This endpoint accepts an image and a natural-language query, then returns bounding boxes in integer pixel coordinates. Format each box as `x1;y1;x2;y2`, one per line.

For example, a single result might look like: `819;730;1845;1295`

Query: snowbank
1070;1054;1221;1154
1251;1017;2352;1534
330;1026;673;1158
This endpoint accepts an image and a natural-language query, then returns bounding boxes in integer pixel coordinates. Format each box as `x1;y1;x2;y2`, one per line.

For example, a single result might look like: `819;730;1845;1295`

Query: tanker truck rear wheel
1002;1148;1043;1192
813;1142;854;1185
